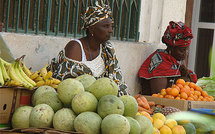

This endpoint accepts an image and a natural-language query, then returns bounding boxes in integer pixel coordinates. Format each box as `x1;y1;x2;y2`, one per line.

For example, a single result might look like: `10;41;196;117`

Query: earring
91;33;94;37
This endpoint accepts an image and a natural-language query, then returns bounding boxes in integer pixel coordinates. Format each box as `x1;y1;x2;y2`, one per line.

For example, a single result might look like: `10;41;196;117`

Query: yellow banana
8;63;24;86
0;65;4;85
0;60;10;82
52;78;61;85
21;61;33;77
7;80;23;87
30;71;40;80
34;76;43;82
0;58;12;67
36;80;46;87
45;79;53;85
17;61;36;87
44;71;53;80
40;64;48;78
13;61;34;89
50;84;58;89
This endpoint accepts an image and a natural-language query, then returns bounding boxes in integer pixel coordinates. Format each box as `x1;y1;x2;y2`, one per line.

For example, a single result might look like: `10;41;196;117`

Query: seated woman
138;21;197;95
47;1;128;96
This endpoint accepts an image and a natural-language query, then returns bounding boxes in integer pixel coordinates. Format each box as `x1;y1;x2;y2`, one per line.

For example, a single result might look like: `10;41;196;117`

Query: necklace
86;41;100;61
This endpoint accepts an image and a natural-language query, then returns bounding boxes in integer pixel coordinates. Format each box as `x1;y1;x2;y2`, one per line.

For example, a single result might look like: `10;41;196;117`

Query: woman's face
92;18;113;42
171;46;189;61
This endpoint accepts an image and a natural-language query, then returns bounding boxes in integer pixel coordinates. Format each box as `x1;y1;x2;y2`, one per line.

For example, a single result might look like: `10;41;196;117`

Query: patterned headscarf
82;1;113;29
162;21;193;47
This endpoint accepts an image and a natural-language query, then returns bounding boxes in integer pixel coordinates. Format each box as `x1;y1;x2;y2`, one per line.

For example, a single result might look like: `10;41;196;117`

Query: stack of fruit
151;113;186;134
134;94;155;115
0;55;61;89
152;79;214;101
11;75;154;134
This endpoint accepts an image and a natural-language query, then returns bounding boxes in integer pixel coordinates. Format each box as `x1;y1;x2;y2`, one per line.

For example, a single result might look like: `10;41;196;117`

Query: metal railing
0;0;141;41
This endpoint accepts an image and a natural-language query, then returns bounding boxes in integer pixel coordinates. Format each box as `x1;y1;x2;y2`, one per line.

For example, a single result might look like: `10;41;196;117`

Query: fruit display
0;55;61;89
11;76;152;134
152;78;214;101
135;94;155;114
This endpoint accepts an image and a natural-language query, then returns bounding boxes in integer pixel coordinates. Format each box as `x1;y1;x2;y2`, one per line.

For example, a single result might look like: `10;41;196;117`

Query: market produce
29;104;54;128
159;125;172;134
0;56;36;89
31;85;57;106
196;76;215;98
53;108;76;131
134;115;153;134
97;95;124;118
154;106;181;116
87;77;118;100
101;114;130;134
71;91;98;114
134;94;154;114
180;123;196;134
136;111;153;123
120;95;138;118
171;125;186;134
152;78;214;101
11;106;33;128
126;117;141;134
30;64;61;88
74;112;102;134
75;74;96;90
34;91;63;112
57;78;84;106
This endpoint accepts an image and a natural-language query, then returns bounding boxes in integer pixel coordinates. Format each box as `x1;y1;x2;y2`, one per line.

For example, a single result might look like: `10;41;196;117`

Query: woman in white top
47;1;128;96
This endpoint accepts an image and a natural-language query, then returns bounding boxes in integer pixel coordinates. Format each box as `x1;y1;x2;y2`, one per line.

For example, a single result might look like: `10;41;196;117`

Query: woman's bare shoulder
64;40;82;61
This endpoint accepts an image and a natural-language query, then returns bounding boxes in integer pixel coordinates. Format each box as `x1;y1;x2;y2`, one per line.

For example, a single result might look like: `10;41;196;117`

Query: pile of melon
11;74;153;134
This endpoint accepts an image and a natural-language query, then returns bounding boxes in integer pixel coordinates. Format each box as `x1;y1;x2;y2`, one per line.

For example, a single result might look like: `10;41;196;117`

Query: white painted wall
1;33;166;95
139;0;187;43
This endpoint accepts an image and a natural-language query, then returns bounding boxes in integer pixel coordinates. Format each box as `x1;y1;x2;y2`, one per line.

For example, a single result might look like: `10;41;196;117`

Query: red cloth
162;21;193;47
139;49;181;79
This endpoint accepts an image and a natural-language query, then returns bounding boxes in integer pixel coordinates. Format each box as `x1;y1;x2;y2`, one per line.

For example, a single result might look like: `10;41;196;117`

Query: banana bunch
30;64;61;89
0;56;36;89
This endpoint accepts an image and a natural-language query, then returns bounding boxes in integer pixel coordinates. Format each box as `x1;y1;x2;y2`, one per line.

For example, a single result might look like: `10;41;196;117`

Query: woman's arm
149;77;168;94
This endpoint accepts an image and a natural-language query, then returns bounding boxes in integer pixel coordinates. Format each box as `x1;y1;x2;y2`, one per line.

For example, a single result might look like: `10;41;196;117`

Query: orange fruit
158;94;164;98
190;90;194;95
189;82;196;89
189;94;194;98
201;91;208;97
185;82;190;85
180;88;191;96
167;95;175;99
194;91;201;96
176;79;185;86
176;83;184;90
208;96;214;101
161;89;167;96
199;96;203;100
193;95;198;101
169;88;179;97
187;97;194;101
175;96;180;100
195;86;202;92
166;88;172;95
180;92;188;99
184;85;191;90
190;88;194;91
152;94;158;97
171;84;180;91
202;98;207;101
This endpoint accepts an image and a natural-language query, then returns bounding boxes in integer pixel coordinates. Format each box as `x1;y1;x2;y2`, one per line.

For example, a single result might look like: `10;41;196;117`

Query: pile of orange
152;79;214;101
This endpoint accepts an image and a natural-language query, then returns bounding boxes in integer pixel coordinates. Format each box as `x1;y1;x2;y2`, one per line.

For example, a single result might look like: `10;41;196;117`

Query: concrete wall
1;33;166;95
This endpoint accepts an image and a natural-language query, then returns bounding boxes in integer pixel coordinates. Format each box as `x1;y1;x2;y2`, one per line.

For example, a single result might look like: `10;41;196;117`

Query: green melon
126;117;141;134
120;95;138;118
34;92;63;112
74;112;102;134
29;104;54;128
75;74;96;91
181;123;196;134
71;92;98;114
32;85;56;106
53;108;76;131
97;95;124;118
134;115;153;134
192;122;210;134
101;114;130;134
88;77;118;100
12;106;33;128
57;78;84;106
